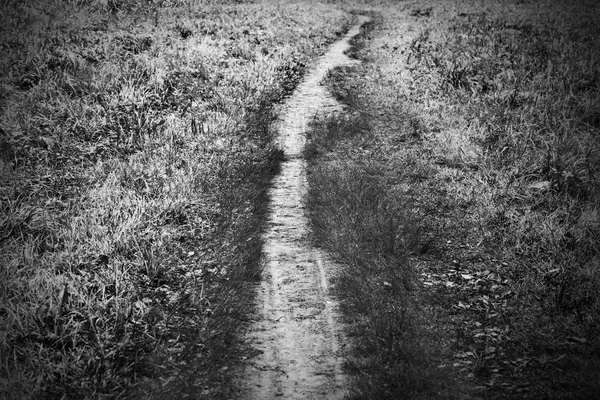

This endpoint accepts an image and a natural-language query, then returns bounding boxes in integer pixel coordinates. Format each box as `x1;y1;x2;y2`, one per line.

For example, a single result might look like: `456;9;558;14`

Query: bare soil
239;16;370;400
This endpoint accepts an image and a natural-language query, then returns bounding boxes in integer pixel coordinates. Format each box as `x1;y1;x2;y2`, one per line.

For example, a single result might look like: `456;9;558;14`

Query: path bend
241;15;371;400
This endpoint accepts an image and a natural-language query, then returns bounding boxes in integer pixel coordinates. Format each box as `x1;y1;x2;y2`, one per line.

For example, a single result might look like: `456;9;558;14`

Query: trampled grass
0;1;352;398
306;0;600;398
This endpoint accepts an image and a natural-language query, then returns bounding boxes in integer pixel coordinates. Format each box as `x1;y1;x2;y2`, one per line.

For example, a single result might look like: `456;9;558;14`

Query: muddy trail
239;16;370;400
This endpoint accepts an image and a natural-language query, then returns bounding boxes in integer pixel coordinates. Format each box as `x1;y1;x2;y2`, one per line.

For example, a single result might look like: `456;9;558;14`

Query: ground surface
2;1;599;399
240;16;370;400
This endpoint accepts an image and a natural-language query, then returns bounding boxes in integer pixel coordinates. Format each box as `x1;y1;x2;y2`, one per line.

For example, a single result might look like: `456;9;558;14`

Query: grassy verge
305;115;452;398
306;0;600;399
0;1;352;398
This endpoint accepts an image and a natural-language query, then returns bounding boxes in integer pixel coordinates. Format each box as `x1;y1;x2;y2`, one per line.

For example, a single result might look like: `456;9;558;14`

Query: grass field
306;0;600;398
0;1;351;398
2;0;599;399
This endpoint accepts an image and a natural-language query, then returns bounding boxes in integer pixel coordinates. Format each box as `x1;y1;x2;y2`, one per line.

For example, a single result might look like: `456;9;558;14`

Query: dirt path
240;16;370;400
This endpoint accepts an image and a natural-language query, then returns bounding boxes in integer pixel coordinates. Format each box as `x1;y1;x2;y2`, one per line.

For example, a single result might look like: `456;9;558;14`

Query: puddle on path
240;15;370;400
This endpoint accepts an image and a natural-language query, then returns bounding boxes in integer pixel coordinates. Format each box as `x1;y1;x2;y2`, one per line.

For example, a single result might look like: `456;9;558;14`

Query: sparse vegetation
0;1;352;398
306;0;600;398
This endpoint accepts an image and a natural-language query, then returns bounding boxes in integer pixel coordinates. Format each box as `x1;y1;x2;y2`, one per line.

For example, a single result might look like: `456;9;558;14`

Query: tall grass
403;0;600;339
306;0;600;398
305;113;463;398
0;0;352;398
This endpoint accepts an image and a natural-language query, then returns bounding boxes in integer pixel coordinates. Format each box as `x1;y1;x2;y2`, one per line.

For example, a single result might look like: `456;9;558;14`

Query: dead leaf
529;181;551;191
579;208;599;225
38;136;56;150
34;299;51;326
457;301;470;309
568;336;587;344
57;283;69;317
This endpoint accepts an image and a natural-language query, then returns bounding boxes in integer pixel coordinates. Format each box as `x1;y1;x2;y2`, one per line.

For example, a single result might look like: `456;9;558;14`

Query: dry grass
306;0;600;398
0;1;352;398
